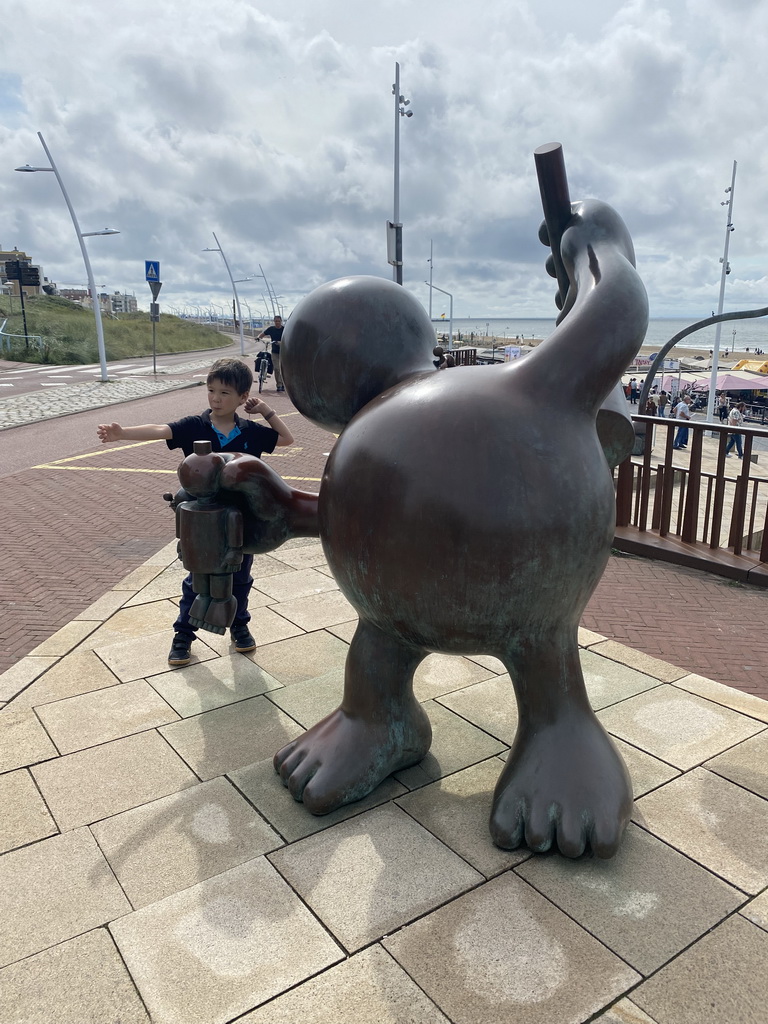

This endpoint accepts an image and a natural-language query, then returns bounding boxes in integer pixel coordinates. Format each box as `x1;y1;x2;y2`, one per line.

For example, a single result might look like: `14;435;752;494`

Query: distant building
105;291;138;314
0;248;44;299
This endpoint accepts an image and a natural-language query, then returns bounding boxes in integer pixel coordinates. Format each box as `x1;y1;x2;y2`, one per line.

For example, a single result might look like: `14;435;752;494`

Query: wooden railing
614;415;768;586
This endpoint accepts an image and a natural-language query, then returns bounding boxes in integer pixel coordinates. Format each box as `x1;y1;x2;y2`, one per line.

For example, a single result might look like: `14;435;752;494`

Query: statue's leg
491;629;632;858
274;619;431;814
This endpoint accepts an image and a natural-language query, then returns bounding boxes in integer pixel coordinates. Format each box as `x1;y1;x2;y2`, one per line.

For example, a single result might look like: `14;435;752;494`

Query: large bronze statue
176;146;648;858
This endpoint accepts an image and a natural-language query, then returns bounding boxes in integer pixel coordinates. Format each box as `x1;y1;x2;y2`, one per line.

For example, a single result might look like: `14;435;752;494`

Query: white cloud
2;0;767;321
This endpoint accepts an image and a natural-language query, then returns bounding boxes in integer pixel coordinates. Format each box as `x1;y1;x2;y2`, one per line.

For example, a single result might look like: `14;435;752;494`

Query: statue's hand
219;454;319;554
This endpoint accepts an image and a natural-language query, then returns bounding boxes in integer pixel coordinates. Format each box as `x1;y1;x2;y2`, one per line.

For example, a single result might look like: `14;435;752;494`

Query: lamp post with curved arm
203;233;246;356
15;131;119;382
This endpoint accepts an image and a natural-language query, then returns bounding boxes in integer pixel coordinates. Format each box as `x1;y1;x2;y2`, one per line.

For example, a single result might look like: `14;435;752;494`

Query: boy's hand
244;397;270;416
97;422;123;443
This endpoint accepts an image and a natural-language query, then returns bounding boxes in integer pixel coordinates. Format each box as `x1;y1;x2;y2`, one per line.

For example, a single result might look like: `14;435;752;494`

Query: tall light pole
388;62;413;285
203;232;246;356
16;131;120;382
425;281;453;346
706;161;737;423
427;240;434;319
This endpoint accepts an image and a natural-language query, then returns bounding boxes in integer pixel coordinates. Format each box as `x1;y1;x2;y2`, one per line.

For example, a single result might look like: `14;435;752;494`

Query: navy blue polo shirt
166;410;278;458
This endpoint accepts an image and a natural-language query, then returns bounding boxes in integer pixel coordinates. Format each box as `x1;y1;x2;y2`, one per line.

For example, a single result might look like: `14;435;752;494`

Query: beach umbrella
691;372;768;391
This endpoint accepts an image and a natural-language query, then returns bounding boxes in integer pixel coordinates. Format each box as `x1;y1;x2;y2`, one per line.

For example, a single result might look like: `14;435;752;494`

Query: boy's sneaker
231;624;256;653
168;634;192;666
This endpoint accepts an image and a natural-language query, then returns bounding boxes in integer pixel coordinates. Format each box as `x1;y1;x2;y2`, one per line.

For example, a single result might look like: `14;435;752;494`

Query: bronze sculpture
175;146;648;858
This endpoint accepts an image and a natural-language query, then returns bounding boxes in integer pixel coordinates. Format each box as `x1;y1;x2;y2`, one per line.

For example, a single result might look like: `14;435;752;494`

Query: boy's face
207;379;249;419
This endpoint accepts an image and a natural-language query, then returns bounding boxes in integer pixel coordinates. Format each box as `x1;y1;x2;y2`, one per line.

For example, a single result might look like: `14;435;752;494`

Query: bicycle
254;340;273;393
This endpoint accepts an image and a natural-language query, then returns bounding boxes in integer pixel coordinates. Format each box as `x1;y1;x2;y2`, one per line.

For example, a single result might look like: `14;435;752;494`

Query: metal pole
212;232;245;356
152;319;157;375
706;160;737;423
37;132;110;381
428;239;433;319
393;62;402;285
425;282;453;346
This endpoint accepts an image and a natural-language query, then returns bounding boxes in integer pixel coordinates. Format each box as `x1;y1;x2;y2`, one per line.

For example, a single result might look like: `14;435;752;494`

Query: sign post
145;262;162;374
4;260;39;348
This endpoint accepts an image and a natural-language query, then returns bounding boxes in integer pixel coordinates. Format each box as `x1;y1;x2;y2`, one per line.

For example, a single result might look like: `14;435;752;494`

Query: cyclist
257;315;285;392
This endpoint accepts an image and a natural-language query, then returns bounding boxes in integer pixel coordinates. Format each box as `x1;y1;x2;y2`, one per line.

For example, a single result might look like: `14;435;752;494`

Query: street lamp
425;281;453;346
16;131;120;382
389;61;413;285
203;232;246;356
706;161;737;423
427;240;433;319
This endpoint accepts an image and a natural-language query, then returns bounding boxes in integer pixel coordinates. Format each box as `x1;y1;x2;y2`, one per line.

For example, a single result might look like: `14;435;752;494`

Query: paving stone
396;758;529;877
229;755;407;843
383;872;639;1024
0;828;130;969
674;672;768;724
740;888;768;933
32;730;198;830
580;650;663;711
704;728;768;799
112;564;166;591
95;629;218;682
122;561;187;606
611;737;680;798
144;539;179;565
588;640;686;682
252;628;350;684
37;678;179;753
81;599;181;649
435;675;518;744
395;701;507;789
634;768;768;894
464;653;507;673
194;605;305;655
0;927;150;1024
598;685;765;769
517;823;744;975
252;567;338;602
0;768;57;854
160;696;304;780
270;541;328;570
148;654;283;717
325;618;358;643
413;653;497;702
273;590;357;630
110;857;343;1024
8;648;119;710
0;707;58;773
632;915;768;1024
269;803;483;952
593;999;660;1023
0;656;59;703
74;589;131;621
578;626;607;647
25;620;100;658
238;945;452;1024
265;668;343;727
92;776;283;908
248;552;304;577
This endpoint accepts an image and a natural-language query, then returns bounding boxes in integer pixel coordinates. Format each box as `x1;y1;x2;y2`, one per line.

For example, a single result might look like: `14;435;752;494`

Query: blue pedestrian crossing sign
145;261;160;282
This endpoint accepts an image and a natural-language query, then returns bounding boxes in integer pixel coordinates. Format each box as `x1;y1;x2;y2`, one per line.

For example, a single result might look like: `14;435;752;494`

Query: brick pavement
1;375;766;699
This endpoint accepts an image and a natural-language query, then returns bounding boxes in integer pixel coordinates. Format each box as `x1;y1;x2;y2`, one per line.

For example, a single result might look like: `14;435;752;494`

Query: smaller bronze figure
174;440;244;634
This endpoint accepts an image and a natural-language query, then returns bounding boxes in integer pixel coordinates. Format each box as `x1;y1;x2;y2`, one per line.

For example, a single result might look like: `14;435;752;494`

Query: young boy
97;357;294;665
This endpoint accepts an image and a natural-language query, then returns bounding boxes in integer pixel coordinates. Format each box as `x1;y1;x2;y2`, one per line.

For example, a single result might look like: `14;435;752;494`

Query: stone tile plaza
1;537;766;1023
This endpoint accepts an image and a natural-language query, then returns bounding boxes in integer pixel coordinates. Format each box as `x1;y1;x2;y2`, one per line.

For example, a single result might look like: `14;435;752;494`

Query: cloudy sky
2;0;767;320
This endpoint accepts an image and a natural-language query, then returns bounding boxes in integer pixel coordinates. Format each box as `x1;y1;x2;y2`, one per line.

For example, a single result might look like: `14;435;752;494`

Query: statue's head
179;440;225;500
281;276;436;432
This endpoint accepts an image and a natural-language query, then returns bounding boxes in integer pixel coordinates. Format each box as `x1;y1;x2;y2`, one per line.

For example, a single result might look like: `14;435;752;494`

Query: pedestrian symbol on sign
145;261;160;281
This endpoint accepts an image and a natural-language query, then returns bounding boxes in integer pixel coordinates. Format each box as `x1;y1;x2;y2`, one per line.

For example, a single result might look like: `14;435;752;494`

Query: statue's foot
274;702;432;815
490;711;632;858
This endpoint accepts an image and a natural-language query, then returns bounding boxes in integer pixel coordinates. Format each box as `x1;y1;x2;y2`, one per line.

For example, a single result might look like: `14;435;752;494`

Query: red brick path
1;388;766;701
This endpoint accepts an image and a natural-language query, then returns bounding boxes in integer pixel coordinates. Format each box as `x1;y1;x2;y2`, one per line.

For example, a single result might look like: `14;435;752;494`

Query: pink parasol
691;372;768;392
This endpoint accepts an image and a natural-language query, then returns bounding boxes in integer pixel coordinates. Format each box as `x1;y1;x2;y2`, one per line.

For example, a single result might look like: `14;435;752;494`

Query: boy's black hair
207;358;253;394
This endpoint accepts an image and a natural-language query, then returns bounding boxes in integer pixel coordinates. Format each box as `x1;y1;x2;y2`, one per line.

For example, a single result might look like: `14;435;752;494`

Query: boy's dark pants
173;554;254;641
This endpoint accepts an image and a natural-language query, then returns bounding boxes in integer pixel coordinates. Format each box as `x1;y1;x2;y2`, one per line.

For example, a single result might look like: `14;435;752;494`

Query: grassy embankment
0;295;229;364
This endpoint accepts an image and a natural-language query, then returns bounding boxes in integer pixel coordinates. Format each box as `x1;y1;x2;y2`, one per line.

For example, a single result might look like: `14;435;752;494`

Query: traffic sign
149;280;162;300
145;260;160;282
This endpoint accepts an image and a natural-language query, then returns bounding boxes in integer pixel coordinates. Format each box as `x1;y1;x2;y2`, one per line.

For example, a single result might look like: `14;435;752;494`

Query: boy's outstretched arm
97;422;173;443
243;397;294;447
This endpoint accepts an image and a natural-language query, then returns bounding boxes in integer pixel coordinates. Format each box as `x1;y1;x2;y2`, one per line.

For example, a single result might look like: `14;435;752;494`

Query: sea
435;317;768;354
